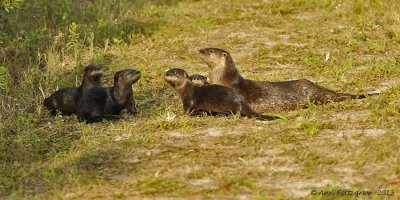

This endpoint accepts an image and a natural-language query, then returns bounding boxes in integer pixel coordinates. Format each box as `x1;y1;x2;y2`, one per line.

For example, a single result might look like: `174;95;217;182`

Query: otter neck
81;76;101;89
175;79;194;102
112;83;132;105
209;58;242;87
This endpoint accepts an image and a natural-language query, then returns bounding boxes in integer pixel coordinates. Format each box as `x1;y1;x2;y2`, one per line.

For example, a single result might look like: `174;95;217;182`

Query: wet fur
77;69;140;123
165;68;277;120
43;65;103;115
199;48;379;112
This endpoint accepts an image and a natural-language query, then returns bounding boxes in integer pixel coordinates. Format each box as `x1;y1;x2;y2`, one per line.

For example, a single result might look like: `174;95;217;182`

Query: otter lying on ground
165;68;278;120
77;69;141;123
189;74;209;86
43;65;103;115
199;48;378;112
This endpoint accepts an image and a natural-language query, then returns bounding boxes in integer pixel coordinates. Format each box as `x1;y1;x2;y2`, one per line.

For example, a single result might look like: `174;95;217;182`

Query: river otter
43;64;103;115
165;68;277;120
199;48;378;112
189;74;209;86
77;69;141;123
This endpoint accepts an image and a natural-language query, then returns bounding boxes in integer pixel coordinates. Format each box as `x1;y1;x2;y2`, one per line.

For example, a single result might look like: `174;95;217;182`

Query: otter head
164;68;190;89
199;48;238;86
83;64;104;82
189;74;209;86
114;69;141;88
198;48;232;69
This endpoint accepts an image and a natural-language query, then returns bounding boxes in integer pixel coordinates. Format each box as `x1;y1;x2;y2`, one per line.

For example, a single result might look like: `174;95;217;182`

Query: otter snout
128;70;141;82
164;75;179;86
165;71;174;77
90;68;104;77
92;65;102;71
165;68;189;87
130;70;141;76
114;69;141;83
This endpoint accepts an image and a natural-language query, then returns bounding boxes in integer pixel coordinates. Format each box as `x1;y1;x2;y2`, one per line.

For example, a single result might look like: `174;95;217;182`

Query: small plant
0;65;9;94
66;22;82;68
0;0;23;12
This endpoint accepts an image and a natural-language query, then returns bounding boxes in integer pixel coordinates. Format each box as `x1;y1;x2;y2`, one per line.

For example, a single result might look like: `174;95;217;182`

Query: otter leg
184;103;211;116
126;99;137;114
77;101;103;123
184;104;206;116
188;110;208;116
82;110;103;123
240;102;278;121
83;114;121;123
183;100;200;116
100;115;122;121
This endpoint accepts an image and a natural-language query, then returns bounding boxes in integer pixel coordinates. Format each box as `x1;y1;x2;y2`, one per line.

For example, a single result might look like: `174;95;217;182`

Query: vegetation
1;0;400;199
0;0;23;12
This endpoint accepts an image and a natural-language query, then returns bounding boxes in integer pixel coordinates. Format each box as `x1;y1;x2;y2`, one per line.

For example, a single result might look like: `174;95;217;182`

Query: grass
1;0;400;199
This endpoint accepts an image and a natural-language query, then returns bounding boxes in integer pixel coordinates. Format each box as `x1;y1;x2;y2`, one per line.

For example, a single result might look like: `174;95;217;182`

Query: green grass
1;0;400;199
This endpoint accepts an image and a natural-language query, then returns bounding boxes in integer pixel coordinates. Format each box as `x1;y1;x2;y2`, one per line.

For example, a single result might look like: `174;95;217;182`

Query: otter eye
209;50;214;53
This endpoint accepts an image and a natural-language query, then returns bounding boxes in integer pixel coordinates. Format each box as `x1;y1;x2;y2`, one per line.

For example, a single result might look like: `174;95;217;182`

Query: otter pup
165;68;277;120
189;74;209;86
77;69;141;123
199;48;378;112
43;65;104;115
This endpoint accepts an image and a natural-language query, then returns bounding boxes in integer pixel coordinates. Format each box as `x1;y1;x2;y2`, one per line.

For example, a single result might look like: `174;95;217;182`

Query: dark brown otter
199;48;379;112
165;68;277;120
43;64;104;115
189;74;209;86
77;69;140;123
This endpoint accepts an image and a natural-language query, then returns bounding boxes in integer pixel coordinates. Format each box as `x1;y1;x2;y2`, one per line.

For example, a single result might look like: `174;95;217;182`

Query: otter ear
222;52;228;57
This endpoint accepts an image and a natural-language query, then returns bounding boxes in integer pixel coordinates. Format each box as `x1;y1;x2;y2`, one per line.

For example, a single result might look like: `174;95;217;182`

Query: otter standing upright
43;65;104;115
199;48;378;112
77;69;141;123
165;68;277;120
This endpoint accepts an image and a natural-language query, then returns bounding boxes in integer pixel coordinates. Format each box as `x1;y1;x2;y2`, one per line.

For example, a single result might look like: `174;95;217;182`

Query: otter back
181;83;276;120
43;87;83;115
236;78;378;112
200;48;379;112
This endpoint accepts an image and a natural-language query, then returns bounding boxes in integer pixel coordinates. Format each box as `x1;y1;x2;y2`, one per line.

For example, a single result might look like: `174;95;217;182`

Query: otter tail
336;92;380;101
354;92;380;99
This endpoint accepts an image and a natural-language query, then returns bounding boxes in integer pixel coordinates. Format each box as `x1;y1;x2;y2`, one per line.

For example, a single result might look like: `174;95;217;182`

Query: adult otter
43;65;103;115
189;74;209;86
199;48;378;112
165;68;277;120
77;69;140;123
